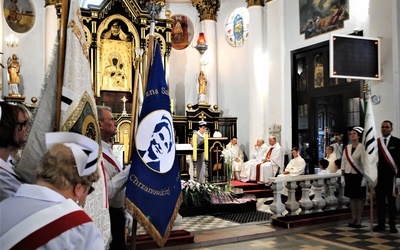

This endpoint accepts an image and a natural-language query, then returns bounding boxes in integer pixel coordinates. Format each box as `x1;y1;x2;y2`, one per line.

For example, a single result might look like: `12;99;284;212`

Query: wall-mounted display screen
330;34;380;80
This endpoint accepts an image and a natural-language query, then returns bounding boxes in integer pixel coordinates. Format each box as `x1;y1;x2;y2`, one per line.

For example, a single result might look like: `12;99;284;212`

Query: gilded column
44;0;59;68
247;0;266;152
192;0;220;107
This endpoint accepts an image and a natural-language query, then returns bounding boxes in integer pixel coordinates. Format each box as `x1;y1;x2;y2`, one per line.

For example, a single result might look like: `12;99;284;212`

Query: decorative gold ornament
191;0;220;22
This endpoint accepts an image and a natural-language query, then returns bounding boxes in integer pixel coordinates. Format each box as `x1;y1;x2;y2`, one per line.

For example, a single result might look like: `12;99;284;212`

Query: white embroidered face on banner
136;110;175;173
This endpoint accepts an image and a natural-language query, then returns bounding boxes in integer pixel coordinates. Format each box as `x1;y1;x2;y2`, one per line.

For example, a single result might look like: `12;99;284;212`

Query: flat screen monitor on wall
330;34;381;80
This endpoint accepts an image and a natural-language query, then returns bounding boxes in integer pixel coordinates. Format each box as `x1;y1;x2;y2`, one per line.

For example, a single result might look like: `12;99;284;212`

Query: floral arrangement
181;180;236;207
221;147;235;166
221;146;236;188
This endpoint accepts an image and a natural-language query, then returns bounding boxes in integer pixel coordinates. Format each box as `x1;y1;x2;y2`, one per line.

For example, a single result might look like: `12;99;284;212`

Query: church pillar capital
191;0;220;22
44;0;58;7
246;0;265;8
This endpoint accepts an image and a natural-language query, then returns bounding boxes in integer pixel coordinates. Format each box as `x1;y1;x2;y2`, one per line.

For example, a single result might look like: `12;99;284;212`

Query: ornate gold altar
80;1;237;181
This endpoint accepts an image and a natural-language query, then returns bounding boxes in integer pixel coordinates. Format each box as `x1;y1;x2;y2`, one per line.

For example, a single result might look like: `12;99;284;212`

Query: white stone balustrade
268;173;349;218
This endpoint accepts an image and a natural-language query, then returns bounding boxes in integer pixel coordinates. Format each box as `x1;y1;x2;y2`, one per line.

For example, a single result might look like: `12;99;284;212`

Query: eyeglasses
16;120;28;131
381;126;391;129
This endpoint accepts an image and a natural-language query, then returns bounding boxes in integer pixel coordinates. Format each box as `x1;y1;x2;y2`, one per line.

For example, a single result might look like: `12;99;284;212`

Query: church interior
1;0;400;249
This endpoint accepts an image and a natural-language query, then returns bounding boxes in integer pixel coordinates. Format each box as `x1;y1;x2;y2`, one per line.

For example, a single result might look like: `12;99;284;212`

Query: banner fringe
125;194;182;247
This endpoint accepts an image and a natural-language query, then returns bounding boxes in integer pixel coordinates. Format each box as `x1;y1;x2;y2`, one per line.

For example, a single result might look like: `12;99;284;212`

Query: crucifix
199;112;206;120
121;96;128;116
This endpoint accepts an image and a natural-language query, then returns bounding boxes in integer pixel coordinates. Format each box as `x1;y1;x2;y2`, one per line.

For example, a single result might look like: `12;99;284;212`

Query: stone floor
138;197;400;250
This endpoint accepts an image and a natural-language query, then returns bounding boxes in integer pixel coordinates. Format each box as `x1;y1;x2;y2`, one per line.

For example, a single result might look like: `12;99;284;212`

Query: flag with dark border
125;43;182;247
362;96;378;187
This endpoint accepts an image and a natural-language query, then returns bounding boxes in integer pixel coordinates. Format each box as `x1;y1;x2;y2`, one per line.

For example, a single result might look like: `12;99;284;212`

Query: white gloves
361;177;367;187
124;209;133;234
340;176;345;187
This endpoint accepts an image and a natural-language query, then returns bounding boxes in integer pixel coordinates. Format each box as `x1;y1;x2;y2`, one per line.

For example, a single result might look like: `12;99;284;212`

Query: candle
204;132;209;160
123;132;129;164
192;133;197;161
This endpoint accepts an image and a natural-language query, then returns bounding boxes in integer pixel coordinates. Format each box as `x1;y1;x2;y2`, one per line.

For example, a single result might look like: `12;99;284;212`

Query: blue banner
126;44;181;247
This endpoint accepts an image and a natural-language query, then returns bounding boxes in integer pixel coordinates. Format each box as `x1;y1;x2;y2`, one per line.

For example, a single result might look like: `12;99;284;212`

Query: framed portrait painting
171;14;194;50
3;0;35;33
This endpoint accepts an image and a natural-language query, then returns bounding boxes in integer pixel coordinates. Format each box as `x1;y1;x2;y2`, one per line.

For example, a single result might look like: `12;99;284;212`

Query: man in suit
373;120;400;233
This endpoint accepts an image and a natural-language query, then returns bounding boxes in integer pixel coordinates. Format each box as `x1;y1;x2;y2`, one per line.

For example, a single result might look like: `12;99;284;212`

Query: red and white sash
377;138;397;174
101;151;122;208
344;146;363;176
100;160;109;208
0;199;91;250
377;137;398;196
102;151;122;173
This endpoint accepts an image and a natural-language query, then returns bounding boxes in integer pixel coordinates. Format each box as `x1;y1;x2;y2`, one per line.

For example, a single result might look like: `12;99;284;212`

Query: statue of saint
197;70;208;104
198;70;207;95
7;54;21;96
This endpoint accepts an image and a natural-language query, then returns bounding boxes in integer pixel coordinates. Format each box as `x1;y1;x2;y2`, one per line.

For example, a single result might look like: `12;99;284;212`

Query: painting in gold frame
99;20;133;92
100;39;132;92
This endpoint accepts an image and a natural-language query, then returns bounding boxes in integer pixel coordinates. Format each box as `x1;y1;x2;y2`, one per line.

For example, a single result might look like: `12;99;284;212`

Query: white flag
362;97;378;187
60;0;110;245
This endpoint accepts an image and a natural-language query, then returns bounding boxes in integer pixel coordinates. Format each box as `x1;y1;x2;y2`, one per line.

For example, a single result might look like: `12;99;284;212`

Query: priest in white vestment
251;136;283;183
278;147;306;195
278;147;306;177
226;137;244;180
325;145;337;173
240;138;268;182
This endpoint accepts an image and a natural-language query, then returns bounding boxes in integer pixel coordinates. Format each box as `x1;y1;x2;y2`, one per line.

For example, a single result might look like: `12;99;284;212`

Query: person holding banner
373;120;400;233
0;132;103;249
341;127;366;229
97;106;131;250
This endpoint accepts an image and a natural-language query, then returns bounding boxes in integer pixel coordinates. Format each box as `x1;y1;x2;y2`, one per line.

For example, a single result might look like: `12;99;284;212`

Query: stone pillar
246;1;266;150
311;179;326;212
45;0;59;68
270;181;285;217
285;181;299;216
324;177;339;210
191;0;220;107
298;180;313;214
